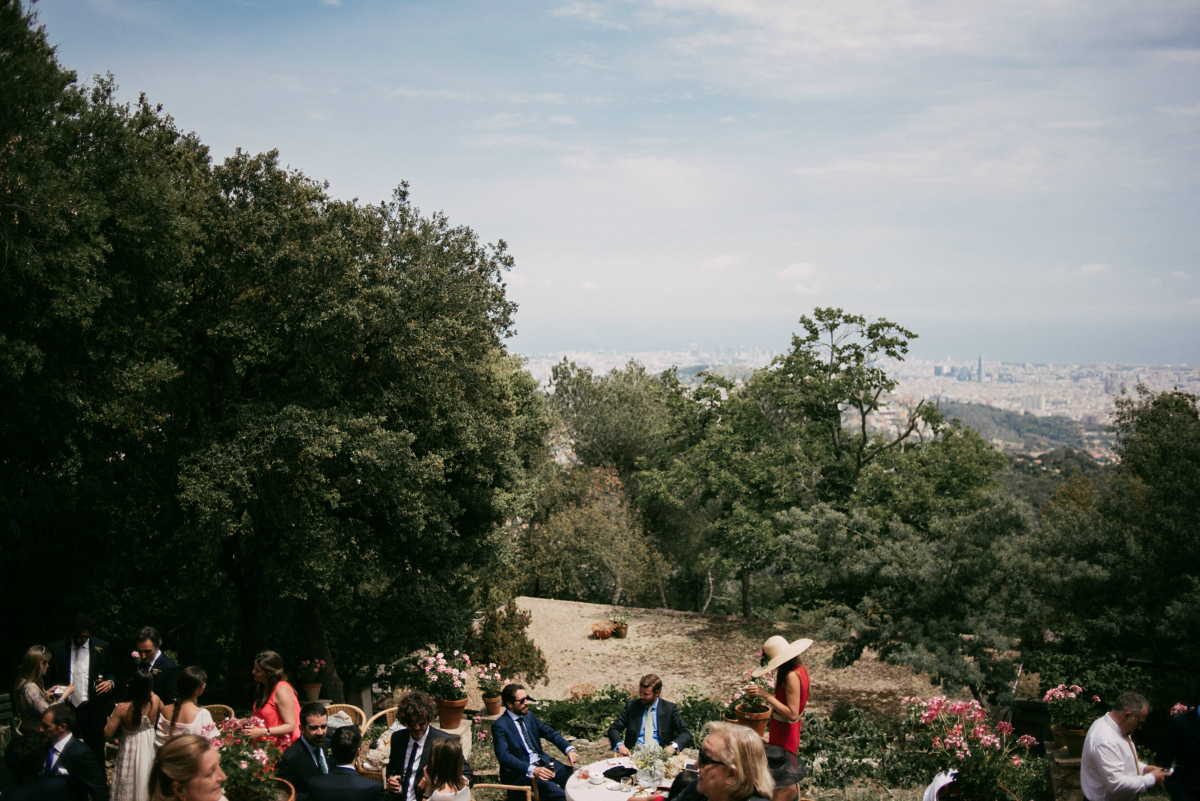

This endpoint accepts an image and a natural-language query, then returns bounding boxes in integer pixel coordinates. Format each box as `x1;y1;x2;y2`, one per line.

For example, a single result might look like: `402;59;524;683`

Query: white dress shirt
47;732;74;771
400;728;430;801
1081;712;1155;801
69;640;89;705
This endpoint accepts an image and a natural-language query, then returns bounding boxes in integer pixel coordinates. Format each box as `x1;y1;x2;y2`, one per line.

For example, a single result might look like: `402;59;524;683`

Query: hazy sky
34;0;1200;364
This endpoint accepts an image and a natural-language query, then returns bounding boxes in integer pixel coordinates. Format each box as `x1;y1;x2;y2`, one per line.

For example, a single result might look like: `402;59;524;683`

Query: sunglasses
697;749;724;768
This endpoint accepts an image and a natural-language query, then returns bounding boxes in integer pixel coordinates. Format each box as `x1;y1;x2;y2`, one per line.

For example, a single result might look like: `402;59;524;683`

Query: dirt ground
493;596;949;720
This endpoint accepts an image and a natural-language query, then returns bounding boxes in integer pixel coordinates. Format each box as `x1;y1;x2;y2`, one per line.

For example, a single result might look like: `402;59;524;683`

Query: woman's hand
241;724;270;739
746;684;770;699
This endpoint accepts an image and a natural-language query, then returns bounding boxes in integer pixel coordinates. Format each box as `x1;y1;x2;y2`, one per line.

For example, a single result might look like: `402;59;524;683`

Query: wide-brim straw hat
752;635;813;677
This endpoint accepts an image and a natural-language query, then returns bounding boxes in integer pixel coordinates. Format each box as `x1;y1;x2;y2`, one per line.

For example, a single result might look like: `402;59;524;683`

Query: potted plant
413;650;471;729
734;672;772;737
1043;684;1100;758
477;663;508;716
611;613;631;639
214;716;286;800
298;659;326;702
898;696;1039;801
591;621;615;639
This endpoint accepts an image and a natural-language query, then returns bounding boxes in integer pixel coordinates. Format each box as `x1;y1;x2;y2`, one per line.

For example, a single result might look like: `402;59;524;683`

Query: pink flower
240;760;249;770
1170;703;1190;716
1012;756;1021;766
478;731;487;741
996;721;1014;735
1017;734;1039;749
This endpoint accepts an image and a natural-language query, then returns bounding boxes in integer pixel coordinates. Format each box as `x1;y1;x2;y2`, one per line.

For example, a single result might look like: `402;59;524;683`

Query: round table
565;757;670;801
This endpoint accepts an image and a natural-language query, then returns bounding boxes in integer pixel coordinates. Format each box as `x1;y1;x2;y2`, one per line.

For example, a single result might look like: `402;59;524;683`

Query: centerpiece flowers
898;696;1039;801
631;743;667;787
214;716;284;801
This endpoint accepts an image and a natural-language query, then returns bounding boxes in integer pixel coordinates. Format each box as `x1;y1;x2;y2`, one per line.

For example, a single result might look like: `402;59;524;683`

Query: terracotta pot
273;776;297;801
592;622;614;639
611;624;629;639
437;697;468;730
735;703;770;738
723;714;738;725
483;695;503;716
300;683;322;702
936;779;1017;800
1052;724;1087;758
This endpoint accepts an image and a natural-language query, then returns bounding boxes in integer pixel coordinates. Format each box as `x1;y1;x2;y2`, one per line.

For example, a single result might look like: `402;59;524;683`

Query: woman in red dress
747;636;812;801
241;650;300;749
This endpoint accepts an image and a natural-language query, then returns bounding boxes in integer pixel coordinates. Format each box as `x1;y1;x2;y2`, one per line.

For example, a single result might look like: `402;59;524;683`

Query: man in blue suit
309;726;384;800
608;674;692;756
492;683;579;801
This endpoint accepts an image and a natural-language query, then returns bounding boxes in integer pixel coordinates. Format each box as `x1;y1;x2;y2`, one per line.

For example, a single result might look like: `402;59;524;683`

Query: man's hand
567;751;579;767
533;767;556;781
387;775;402;794
417;776;428;792
616;745;631;757
1145;766;1169;784
94;680;114;694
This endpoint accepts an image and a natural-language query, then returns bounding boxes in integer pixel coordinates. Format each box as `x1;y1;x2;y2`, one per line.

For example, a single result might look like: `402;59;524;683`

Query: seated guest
309;726;384;800
148;734;226;801
4;734;70;801
40;702;110;801
1157;697;1200;801
608;674;692;756
277;702;331;801
671;723;773;801
157;666;217;744
424;736;470;801
387;692;474;800
491;683;578;801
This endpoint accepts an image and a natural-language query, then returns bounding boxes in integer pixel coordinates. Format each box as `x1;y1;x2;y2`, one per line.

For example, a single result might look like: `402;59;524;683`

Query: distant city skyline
33;0;1200;366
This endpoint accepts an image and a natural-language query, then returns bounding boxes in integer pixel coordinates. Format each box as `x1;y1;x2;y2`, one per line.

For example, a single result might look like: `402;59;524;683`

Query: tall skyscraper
978;355;983;382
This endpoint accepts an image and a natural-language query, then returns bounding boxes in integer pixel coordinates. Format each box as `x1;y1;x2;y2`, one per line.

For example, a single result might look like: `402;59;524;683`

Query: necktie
316;744;328;774
401;736;420;800
44;746;57;776
520;716;537;757
641;705;655;747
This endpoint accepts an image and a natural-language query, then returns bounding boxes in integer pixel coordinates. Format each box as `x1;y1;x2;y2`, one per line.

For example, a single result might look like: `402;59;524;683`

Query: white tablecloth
565;757;667;801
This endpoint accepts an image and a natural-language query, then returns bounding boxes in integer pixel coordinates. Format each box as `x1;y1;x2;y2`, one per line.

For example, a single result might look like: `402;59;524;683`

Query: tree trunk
741;570;751;618
299;599;345;703
220;526;265;703
700;571;714;614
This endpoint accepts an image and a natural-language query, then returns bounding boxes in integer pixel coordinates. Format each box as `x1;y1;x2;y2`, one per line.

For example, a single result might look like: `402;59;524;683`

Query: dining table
564;756;679;801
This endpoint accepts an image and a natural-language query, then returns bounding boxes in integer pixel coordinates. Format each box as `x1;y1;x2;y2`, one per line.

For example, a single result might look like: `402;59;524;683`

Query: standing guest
135;628;179;707
242;650;301;749
673;722;773;801
309;726;384;800
491;683;578;801
1157;698;1200;801
387;692;474;800
40;702;110;801
423;737;470;801
47;615;116;758
748;636;812;801
276;702;331;801
608;674;692;756
105;669;163;801
1081;691;1168;800
148;734;227;801
13;645;74;734
3;734;70;801
157;667;217;745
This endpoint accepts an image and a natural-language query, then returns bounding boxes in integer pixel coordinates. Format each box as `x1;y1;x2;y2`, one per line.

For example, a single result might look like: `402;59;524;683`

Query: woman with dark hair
157;667;215;745
747;636;812;801
149;734;227;801
425;735;471;801
12;645;74;734
106;667;164;801
242;650;300;748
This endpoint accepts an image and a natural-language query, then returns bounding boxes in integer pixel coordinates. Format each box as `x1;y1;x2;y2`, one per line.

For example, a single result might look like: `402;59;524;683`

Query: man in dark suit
3;734;71;801
135;626;178;705
492;683;578;801
310;726;385;800
40;703;109;801
1157;697;1200;801
608;674;692;756
386;692;474;799
47;615;116;758
277;702;332;801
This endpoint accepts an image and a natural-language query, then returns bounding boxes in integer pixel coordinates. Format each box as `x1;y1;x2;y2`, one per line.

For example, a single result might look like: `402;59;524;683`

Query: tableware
589;775;605;785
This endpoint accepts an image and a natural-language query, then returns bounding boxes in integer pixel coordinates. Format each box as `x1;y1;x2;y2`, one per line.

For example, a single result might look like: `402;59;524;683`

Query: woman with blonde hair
241;650;300;748
149;734;227;801
12;645;74;733
693;722;774;801
425;735;471;801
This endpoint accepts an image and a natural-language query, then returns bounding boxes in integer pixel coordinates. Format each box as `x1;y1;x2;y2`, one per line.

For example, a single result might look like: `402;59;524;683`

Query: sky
32;0;1200;364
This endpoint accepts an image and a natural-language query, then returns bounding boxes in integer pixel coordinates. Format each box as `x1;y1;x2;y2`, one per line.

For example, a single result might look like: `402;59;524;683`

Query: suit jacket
5;776;72;801
277;737;334;800
146;652;178;706
1158;708;1200;796
309;766;385;801
49;736;109;801
608;698;692;751
386;727;474;796
46;637;115;708
491;712;572;787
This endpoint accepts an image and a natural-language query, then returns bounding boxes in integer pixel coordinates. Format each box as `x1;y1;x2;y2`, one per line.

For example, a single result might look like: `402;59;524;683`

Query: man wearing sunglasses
492;683;579;801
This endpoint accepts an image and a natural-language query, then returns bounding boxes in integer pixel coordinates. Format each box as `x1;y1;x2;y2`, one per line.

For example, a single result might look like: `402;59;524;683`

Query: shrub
535;685;630;737
467;601;549;686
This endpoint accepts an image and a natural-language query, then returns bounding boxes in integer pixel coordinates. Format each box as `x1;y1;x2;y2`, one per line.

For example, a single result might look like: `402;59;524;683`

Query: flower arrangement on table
1043;684;1101;730
898;696;1039;801
299;659;327;680
213;716;283;801
631;743;667;783
413;650;471;701
477;663;509;698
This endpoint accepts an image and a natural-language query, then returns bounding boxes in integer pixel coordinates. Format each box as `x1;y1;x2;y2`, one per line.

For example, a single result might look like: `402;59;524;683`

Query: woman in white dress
157;667;216;745
106;668;164;801
425;736;471;801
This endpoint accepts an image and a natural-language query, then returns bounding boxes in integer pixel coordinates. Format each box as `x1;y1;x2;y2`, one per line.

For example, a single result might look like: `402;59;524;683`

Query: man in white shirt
47;616;115;759
386;692;474;799
1081;692;1168;801
40;703;110;801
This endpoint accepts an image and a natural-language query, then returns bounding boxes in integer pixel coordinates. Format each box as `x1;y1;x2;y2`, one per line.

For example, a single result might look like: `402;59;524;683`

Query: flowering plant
413;650;471;701
631;743;667;774
477;663;509;697
898;697;1039;801
213;717;282;801
1170;703;1192;716
1043;684;1101;730
733;670;774;714
299;659;327;679
611;613;631;627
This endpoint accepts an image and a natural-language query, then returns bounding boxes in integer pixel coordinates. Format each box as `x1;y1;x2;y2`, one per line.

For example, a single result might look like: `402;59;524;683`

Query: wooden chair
355;753;385;786
362;707;396;734
203;704;235;725
474;783;536;801
326;703;365;728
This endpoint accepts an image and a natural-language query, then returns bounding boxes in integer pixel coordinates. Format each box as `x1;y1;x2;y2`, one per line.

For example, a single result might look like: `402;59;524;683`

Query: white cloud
1158;103;1200;117
507;270;530;286
306;111;328;121
549;115;577;125
777;262;820;293
474;113;537;130
320;0;340;5
550;1;628;29
718;116;736;123
699;254;741;271
391;87;476;101
581;280;600;290
1079;263;1110;275
1173;271;1188;278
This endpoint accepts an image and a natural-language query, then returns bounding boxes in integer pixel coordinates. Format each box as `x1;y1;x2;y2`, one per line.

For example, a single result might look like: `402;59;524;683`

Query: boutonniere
94;646;104;654
152;669;161;676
